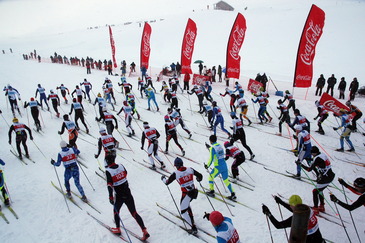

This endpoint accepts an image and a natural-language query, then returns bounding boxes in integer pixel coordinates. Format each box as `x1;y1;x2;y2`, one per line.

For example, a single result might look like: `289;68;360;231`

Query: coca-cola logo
249;83;262;93
183;29;196;60
229;25;245;60
142;32;150;57
227;67;239;73
300;20;322;66
296;74;311;81
323;100;340;114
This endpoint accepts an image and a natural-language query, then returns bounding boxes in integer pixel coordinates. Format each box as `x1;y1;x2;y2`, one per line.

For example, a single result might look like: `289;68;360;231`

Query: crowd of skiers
1;66;365;242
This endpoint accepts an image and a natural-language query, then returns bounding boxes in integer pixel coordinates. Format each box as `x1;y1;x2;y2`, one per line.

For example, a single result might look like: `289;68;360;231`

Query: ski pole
239;165;255;183
4;182;12;203
25;106;31;128
332;196;352;243
264;211;275;243
187;92;193;116
275;201;288;241
114;206;133;243
76;159;95;191
341;184;361;243
218;175;228;193
52;162;71;213
251;100;258;123
0;113;10;127
164;183;188;229
39;109;45;127
31;140;47;159
115;128;133;152
198;182;215;211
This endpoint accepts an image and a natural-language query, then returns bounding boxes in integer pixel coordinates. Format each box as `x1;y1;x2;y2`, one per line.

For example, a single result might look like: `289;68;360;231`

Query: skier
8;117;33;159
260;88;273;122
167;107;192;138
283;90;296;114
345;100;362;132
170;89;178;109
233;81;244;98
5;85;21;116
93;93;106;122
262;194;324;242
56;84;70;104
251;93;268;124
298;146;335;214
51;141;87;202
200;103;214;128
229;112;254;160
24;97;42;131
140;121;165;169
58;114;78;149
126;93;140;119
203;211;240;242
161;157;203;234
188;85;204;112
164;115;185;155
137;77;145;98
145;86;159;111
224;141;245;180
212;101;231;138
333;108;355;152
35;84;49;110
220;88;236;113
160;81;170;103
293;124;312;178
95;127;119;168
102;85;115;110
313;101;329;135
204;135;236;200
104;155;150;240
69;98;89;133
47;89;61;118
236;96;251;125
330;177;365;212
102;107;118;135
290;109;310;133
204;80;213;102
71;85;86;104
277;99;290;136
117;101;135;137
104;78;116;104
119;79;133;96
80;78;92;102
0;159;10;207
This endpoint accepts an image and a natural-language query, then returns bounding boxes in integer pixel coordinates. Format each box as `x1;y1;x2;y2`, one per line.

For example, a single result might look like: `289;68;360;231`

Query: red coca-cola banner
319;93;354;118
247;79;263;94
226;13;247;79
192;74;209;85
140;22;152;70
181;18;197;74
293;5;325;88
108;26;117;68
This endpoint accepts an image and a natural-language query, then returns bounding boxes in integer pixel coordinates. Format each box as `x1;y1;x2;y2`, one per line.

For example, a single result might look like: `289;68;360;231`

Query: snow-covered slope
0;0;364;242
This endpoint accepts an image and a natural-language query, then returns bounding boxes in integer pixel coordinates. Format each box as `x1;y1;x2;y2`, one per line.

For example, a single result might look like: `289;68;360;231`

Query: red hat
209;211;224;226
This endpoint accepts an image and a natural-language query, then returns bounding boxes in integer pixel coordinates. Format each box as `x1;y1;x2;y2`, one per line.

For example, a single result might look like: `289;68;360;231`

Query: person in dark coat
198;63;203;75
217;65;222;82
337;77;346;99
315;74;325;96
349;77;359;101
326;74;336;97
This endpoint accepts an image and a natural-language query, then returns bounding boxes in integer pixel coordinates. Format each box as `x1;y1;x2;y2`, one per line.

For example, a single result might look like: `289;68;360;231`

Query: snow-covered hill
0;0;364;242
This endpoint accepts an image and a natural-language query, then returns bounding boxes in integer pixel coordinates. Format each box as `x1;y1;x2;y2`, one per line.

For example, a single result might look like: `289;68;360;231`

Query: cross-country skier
144;86;159;111
8;117;33;159
101;107;118;135
145;75;156;93
140;121;165;169
333;108;355;152
58;114;78;149
236;96;251;125
229;112;254;160
104;154;150;240
69;98;89;133
35;84;49;110
95;127;119;168
0;159;10;207
51;140;87;202
251;93;268;124
345;100;362;132
277;99;290;136
137;77;145;98
102;85;115;110
160;81;170;103
330;177;365;212
220;88;236;113
283;90;296;114
262;195;324;242
161;157;203;235
233;81;244;98
103;78;116;104
313;101;328;135
205;135;236;200
203;211;240;242
200;103;214;128
298;146;335;214
188;85;204;112
126;93;140;119
224;141;245;180
4;85;21;116
167;107;192;138
80;78;92;102
164;115;185;155
94;93;106;122
117;101;135;137
290;109;310;133
71;85;86;104
47;89;60;118
56;84;70;104
24;97;42;131
212;101;231;138
170;89;178;109
293;124;312;178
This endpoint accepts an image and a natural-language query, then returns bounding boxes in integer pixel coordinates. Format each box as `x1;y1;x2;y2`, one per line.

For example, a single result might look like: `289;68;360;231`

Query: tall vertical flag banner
226;13;247;79
293;4;325;88
108;26;117;68
140;22;152;70
181;18;197;74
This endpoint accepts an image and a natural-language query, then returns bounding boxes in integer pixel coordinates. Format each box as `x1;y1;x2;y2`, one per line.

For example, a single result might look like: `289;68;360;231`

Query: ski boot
81;195;88;203
150;165;156;170
25;153;30;159
188;225;198;235
228;192;237;201
86;128;89;134
346;148;355;152
4;198;10;207
188;133;192;139
335;148;344;152
248;120;252;126
268;117;272;122
318;204;325;213
250;154;255;160
157;107;159;111
127;133;132;137
66;190;72;199
206;190;215;197
312;206;319;215
111;227;121;235
182;150;185;156
160;162;166;169
132;130;135;135
141;228;150;241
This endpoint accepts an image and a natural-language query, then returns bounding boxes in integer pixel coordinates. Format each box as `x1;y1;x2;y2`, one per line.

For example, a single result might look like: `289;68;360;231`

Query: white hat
60;141;68;148
294;125;302;131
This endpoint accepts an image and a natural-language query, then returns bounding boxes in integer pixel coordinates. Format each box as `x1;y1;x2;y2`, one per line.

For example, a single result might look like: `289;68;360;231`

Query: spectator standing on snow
326;74;337;97
337;77;346;99
315;74;325;96
349;77;359;101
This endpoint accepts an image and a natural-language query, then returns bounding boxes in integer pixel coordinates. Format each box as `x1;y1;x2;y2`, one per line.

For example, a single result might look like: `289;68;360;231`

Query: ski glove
338;178;345;186
203;212;210;221
274;196;282;204
262;204;271;216
313;117;317;120
161;175;167;184
109;197;114;205
8;140;11;144
51;159;55;165
295;160;301;165
330;194;338;203
205;142;210;150
94;154;99;159
30;136;33;140
204;164;208;169
58;131;62;135
333;127;338;131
